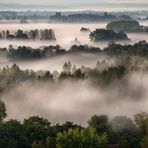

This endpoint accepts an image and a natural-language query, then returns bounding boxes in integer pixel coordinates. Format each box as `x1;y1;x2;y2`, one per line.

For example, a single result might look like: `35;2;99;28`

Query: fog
0;21;148;125
0;53;116;72
0;23;106;49
0;21;148;50
2;72;148;125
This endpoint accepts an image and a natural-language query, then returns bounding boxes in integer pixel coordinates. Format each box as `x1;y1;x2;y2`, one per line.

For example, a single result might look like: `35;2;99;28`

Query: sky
0;0;147;4
0;0;148;11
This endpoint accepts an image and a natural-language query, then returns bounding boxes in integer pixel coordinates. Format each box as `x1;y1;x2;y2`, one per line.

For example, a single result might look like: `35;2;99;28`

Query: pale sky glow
0;0;148;4
0;0;147;11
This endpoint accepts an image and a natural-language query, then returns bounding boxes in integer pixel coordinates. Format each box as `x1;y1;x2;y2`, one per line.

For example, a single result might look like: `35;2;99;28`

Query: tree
110;116;138;147
62;62;72;73
141;134;148;148
0;120;29;148
87;115;109;133
89;29;128;41
110;116;136;134
80;128;108;148
32;141;44;148
118;138;131;148
44;71;53;80
56;128;108;148
0;99;7;122
56;129;81;148
46;136;56;148
106;20;142;32
74;69;84;78
24;116;52;144
134;112;148;136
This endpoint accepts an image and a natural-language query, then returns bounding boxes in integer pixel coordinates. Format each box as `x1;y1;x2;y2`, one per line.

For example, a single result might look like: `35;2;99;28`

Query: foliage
7;45;64;60
106;20;142;32
104;40;148;57
141;134;148;148
89;29;128;41
0;100;147;148
88;115;109;134
0;29;56;40
0;99;7;122
56;128;108;148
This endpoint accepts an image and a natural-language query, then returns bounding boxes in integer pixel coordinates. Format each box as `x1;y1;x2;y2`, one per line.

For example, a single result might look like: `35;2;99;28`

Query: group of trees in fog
0;58;128;93
6;45;64;60
104;40;148;57
106;20;142;32
1;41;148;93
0;99;148;148
89;29;129;41
106;20;148;33
0;29;56;40
70;40;148;58
0;41;148;60
89;20;148;42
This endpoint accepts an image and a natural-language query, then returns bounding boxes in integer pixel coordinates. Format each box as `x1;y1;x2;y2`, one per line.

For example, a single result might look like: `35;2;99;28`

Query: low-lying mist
2;72;148;125
0;53;116;72
0;21;148;49
0;21;148;125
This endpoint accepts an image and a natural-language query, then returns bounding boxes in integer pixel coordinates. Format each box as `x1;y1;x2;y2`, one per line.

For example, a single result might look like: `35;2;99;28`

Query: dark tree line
0;99;148;148
7;45;65;60
104;40;148;57
0;41;148;61
89;29;129;41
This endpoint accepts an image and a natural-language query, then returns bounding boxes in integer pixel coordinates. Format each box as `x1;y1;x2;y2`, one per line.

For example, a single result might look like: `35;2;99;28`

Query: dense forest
0;0;148;147
0;98;148;148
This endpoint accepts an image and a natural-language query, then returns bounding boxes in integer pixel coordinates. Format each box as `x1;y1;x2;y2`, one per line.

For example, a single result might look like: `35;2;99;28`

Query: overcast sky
0;0;147;11
0;0;147;4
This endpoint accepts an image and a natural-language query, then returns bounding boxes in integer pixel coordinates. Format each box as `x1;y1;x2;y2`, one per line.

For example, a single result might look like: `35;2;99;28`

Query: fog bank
0;21;148;49
2;72;148;125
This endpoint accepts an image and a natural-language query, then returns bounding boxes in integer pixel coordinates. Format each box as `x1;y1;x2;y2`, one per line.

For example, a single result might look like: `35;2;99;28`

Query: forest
0;98;148;148
0;1;148;147
0;40;148;147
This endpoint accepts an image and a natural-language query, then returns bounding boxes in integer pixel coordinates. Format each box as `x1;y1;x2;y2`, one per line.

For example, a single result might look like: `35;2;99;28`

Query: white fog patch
0;53;116;72
0;22;148;50
2;73;148;125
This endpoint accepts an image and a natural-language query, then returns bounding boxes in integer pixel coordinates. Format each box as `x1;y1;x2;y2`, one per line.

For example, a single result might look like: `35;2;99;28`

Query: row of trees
104;40;148;56
1;40;148;61
0;99;148;148
0;62;128;93
7;45;65;60
0;29;56;40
